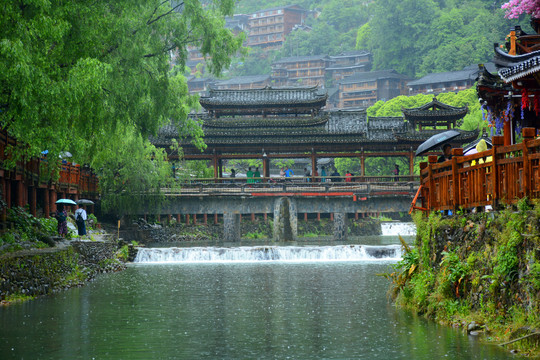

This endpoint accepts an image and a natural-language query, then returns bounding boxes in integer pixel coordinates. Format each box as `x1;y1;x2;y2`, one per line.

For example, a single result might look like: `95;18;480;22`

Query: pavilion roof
199;86;328;115
494;46;540;83
402;97;468;123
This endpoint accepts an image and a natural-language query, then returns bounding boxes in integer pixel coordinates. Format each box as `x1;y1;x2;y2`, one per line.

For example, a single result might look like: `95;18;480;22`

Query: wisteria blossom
502;0;540;19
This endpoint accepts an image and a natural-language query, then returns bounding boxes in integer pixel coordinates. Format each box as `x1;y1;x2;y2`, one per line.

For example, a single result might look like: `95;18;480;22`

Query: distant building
187;77;217;96
215;75;271;90
407;63;496;95
225;14;250;33
326;51;372;84
247;5;310;50
271;55;330;87
338;70;410;108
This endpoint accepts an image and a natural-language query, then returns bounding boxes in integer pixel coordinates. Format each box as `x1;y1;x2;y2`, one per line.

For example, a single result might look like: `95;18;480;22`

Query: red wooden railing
416;128;540;212
0;128;98;195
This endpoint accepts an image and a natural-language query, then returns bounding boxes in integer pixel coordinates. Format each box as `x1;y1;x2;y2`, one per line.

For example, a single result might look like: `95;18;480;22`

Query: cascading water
381;222;416;236
134;244;402;264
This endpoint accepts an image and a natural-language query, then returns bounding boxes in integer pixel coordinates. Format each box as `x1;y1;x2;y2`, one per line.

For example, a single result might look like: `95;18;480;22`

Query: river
0;223;518;359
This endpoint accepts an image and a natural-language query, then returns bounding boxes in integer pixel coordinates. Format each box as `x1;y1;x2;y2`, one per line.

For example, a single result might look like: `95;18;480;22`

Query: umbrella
415;130;461;157
76;199;95;205
464;148;478;156
55;198;77;205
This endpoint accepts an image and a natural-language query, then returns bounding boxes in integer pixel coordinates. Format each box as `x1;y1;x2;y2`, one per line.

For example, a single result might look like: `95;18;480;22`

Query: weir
134;244;403;263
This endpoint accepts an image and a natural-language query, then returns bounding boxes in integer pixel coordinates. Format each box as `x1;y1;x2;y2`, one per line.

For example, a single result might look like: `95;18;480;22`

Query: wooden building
187;77;217;96
338;70;410;108
271;55;330;87
326;51;372;84
407;64;496;96
247;5;309;50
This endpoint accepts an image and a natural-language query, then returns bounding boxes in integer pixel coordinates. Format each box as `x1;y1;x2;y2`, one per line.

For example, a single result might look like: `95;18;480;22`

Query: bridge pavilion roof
402;97;468;129
199;86;328;117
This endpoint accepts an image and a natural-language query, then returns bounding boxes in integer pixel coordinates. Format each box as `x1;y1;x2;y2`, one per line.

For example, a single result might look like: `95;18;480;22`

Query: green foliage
362;0;526;77
244;231;266;239
438;250;469;298
0;208;58;254
0;0;244;213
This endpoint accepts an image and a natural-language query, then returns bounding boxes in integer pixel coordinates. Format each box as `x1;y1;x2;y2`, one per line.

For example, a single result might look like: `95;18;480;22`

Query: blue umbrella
415;130;461;157
56;198;77;205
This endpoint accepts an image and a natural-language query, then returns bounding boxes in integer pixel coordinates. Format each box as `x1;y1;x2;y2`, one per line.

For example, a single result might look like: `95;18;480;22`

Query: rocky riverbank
0;236;125;305
389;199;540;357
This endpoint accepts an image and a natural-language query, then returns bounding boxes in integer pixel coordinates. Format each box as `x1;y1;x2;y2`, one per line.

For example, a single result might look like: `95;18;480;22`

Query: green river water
0;226;520;359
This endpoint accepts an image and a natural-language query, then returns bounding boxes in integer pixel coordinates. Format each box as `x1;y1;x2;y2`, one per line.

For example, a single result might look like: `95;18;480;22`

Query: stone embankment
0;236;124;304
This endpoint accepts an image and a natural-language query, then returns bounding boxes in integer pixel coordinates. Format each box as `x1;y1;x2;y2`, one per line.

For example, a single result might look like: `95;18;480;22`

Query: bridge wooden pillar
262;153;269;182
311;150;317;182
408;149;414;176
360;152;365;176
212;152;218;181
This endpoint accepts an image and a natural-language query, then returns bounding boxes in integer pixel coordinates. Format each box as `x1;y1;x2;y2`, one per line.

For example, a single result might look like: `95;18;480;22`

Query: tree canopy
361;0;523;77
1;0;243;213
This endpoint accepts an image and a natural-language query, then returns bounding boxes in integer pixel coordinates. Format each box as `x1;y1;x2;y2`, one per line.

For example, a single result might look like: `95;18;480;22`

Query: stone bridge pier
273;197;297;241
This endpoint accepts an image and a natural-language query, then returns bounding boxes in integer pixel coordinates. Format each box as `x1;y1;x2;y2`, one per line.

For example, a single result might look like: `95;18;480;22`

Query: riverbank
0;237;125;305
389;199;540;357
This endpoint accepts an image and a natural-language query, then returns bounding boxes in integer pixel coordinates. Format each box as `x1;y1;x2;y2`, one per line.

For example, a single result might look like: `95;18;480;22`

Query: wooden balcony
415;128;540;212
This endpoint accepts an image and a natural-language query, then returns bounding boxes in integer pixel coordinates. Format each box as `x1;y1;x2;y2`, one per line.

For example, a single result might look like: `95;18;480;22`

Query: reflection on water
0;249;517;359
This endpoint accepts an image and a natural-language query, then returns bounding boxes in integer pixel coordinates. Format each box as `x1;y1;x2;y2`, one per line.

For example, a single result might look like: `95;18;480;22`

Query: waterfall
134;245;402;264
381;222;416;236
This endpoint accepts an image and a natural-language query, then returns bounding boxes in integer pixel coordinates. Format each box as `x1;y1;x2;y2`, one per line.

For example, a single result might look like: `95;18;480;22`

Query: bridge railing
163;177;420;196
418;128;540;212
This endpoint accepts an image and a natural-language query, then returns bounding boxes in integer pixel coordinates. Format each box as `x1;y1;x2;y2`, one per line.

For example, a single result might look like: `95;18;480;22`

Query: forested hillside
232;0;527;78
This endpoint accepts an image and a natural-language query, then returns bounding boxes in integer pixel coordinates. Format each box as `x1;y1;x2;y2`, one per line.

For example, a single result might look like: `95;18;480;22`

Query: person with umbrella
74;203;87;236
55;204;68;237
438;143;453;163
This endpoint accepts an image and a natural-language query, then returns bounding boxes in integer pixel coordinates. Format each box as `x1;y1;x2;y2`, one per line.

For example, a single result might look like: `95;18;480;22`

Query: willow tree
0;0;244;213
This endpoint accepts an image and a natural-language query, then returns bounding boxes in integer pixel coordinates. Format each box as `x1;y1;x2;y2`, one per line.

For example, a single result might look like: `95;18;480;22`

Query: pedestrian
304;167;311;182
280;167;285;178
331;168;341;182
438;143;452;163
285;166;294;178
345;171;352;183
55;204;68;237
393;164;400;182
254;167;261;183
321;166;327;183
247;166;253;184
75;204;87;236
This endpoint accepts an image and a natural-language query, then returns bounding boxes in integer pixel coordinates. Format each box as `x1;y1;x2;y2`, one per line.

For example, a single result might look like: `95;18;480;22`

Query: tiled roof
407;70;476;86
495;46;540;82
273;55;330;65
199;86;328;107
339;70;409;84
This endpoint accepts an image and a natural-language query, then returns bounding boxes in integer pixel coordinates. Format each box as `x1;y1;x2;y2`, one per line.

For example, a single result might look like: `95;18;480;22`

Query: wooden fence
416;127;540;212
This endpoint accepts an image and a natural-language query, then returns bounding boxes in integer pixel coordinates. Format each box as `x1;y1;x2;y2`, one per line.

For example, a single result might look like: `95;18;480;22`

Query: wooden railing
416;128;540;212
0;129;98;194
